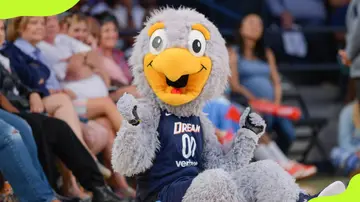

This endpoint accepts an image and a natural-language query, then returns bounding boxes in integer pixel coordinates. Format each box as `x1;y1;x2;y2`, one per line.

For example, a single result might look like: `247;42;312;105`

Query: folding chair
282;77;329;163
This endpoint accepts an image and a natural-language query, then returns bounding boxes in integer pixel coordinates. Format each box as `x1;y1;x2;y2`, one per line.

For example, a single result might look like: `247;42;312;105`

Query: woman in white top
61;13;140;100
39;15;136;198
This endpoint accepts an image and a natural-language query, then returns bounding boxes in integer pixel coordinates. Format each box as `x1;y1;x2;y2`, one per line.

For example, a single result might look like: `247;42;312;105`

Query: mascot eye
149;29;167;55
188;30;206;57
152;36;162;49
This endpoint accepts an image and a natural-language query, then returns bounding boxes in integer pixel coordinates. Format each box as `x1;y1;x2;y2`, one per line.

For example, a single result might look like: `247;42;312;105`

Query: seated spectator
0;117;60;202
38;17;121;160
60;13;98;49
331;101;360;177
265;0;326;29
2;17;135;199
228;14;296;154
64;52;136;198
203;96;317;180
38;15;93;80
0;18;119;199
59;13;139;100
42;15;110;87
0;100;123;202
2;17;94;156
95;12;140;100
41;16;121;129
0;54;105;200
0;21;121;199
57;15;135;197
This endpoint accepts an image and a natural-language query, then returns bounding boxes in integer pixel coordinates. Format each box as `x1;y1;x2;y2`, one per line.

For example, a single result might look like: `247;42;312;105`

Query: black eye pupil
192;39;201;53
152;36;162;49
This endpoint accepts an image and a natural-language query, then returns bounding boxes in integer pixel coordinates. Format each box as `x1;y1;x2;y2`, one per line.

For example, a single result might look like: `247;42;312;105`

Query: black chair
282;78;329;163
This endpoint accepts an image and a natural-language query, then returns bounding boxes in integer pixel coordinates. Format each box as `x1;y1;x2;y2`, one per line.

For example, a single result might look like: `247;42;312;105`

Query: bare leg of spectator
86;97;122;131
95;117;136;198
42;94;108;159
82;121;109;155
61;121;111;199
42;94;88;150
109;85;141;101
43;94;111;196
59;162;90;199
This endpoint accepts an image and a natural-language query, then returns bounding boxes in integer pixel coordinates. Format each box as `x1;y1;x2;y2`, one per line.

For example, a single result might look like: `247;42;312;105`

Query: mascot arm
111;94;160;176
201;108;266;172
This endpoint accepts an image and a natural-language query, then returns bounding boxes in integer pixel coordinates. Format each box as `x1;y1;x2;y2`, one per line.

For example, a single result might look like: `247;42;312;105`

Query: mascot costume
112;8;350;202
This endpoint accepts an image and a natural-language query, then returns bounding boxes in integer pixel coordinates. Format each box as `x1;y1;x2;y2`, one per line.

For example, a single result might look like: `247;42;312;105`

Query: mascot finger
116;93;138;121
239;107;251;128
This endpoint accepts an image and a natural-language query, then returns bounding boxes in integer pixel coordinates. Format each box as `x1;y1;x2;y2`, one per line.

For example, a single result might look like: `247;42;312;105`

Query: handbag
0;63;30;110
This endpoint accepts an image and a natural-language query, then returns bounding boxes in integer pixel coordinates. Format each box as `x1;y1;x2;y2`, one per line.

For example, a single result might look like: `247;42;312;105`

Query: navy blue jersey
136;110;204;201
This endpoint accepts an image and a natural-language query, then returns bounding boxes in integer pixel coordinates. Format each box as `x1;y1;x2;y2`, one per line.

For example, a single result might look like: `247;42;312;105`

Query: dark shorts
156;177;193;202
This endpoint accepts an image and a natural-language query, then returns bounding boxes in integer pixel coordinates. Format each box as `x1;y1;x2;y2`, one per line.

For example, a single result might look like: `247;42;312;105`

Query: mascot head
130;7;229;117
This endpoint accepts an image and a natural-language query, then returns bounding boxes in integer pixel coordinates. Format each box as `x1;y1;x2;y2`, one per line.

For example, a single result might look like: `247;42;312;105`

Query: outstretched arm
201;108;266;172
111;93;160;176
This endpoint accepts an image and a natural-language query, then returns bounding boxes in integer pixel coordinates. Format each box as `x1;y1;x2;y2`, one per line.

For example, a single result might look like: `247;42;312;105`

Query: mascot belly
137;111;203;201
112;7;353;202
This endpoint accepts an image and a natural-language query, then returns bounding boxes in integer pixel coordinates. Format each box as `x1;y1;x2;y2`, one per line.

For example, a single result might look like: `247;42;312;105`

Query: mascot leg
182;169;245;202
232;160;301;202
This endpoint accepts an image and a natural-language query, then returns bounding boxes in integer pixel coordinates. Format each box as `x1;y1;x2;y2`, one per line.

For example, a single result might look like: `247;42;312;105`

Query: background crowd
0;0;358;202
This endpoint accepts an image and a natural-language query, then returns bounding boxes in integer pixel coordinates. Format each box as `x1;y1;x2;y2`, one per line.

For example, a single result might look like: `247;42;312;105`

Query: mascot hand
117;93;141;126
239;107;266;137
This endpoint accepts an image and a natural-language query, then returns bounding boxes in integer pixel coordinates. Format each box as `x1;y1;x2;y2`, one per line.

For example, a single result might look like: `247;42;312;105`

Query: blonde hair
60;13;88;31
6;17;31;42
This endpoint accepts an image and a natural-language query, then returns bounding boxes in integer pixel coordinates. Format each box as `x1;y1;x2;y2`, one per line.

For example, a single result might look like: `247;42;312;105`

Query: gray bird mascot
112;7;347;202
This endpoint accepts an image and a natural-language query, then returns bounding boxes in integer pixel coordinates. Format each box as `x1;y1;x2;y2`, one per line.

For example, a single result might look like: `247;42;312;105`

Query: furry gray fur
196;111;301;202
112;7;303;202
231;160;301;202
182;161;301;202
112;94;161;176
200;110;260;172
182;169;245;202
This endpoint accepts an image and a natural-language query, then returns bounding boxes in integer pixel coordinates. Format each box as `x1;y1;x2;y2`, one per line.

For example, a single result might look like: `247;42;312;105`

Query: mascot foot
307;174;360;202
182;169;244;202
318;181;346;197
297;181;346;201
294;182;345;202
